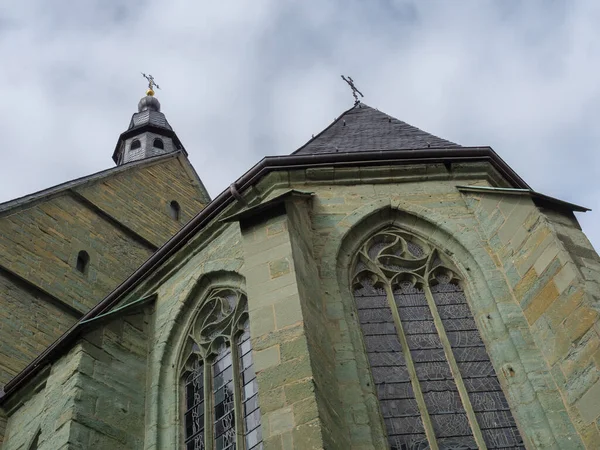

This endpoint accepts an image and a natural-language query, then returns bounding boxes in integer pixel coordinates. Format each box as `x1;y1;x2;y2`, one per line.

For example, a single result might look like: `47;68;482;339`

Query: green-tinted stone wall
76;156;209;247
0;157;207;316
284;197;350;449
3;162;599;449
240;210;328;449
143;224;246;449
462;192;600;447
0;271;77;386
1;307;150;450
0;156;208;446
0;194;151;313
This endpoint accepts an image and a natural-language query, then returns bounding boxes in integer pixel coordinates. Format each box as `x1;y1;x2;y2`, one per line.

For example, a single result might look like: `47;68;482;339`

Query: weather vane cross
141;73;160;95
341;75;364;104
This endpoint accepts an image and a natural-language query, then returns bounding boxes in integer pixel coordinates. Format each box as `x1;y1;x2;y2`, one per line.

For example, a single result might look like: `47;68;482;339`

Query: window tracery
181;288;263;450
352;228;524;449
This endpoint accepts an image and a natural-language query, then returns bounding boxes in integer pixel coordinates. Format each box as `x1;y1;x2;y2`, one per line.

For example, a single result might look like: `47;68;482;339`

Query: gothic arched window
181;288;262;450
352;228;524;449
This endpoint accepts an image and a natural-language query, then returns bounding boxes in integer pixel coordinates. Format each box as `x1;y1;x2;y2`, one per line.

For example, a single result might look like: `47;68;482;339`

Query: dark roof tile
293;103;460;155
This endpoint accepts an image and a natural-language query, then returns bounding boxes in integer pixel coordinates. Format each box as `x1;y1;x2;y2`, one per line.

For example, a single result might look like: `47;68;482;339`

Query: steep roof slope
293;103;461;155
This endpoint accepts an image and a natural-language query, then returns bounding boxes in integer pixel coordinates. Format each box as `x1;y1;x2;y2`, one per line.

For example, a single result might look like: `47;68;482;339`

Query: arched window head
170;200;181;221
76;251;89;274
153;138;164;149
180;288;263;450
352;227;524;449
130;139;141;150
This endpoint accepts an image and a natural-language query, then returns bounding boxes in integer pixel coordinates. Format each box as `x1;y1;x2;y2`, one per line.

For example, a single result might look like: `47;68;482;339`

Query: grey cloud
0;0;597;249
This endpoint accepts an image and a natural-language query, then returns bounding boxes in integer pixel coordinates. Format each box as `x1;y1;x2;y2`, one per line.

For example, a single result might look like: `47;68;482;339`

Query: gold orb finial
146;88;155;96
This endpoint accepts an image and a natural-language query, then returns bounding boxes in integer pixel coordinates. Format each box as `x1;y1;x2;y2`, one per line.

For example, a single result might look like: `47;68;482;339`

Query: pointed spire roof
293;103;460;155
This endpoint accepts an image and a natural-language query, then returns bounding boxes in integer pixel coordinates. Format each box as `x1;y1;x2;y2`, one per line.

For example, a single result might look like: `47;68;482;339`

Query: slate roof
293;102;461;155
128;108;173;131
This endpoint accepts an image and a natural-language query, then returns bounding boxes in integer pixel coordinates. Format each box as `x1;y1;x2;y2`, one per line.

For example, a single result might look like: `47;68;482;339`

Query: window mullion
204;357;213;449
384;284;439;450
231;338;246;449
423;283;488;449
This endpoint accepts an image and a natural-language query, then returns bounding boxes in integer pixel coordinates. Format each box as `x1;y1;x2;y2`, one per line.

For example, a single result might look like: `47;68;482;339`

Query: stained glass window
182;289;263;450
184;358;205;450
353;228;524;449
238;324;263;450
213;346;236;450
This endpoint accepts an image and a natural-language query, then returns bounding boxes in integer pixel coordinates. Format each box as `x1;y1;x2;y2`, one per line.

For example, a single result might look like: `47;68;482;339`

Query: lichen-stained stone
3;156;600;449
0;154;207;445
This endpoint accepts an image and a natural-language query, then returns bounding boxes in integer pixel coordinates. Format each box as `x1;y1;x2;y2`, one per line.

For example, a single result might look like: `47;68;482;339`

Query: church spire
112;74;186;165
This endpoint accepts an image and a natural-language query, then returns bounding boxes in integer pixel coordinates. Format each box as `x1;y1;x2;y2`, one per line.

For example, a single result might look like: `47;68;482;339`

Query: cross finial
141;73;160;96
341;75;364;104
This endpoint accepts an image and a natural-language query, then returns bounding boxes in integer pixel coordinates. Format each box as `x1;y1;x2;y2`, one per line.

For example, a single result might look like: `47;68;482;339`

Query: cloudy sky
0;1;598;249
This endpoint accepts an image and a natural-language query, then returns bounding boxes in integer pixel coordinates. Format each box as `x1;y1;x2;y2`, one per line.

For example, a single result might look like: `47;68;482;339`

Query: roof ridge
0;151;182;214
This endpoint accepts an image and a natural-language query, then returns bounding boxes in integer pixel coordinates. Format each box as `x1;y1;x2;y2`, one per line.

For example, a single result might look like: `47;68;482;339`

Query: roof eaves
112;125;187;163
456;185;590;213
220;189;314;223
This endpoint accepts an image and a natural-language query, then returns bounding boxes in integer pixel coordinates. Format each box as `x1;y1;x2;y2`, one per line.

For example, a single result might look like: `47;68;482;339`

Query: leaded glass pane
354;280;427;449
352;228;525;449
238;325;263;450
184;358;205;450
431;279;524;449
394;283;476;449
213;346;236;450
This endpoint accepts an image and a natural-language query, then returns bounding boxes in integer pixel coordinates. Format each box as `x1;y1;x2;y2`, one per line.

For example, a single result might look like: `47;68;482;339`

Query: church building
0;81;599;449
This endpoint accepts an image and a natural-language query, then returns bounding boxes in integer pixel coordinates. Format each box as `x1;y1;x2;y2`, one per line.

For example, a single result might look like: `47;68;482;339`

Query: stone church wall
1;307;150;450
75;156;209;248
235;166;588;448
240;208;344;449
0;156;209;438
0;194;152;314
464;192;600;447
142;223;247;449
0;271;77;386
3;162;600;449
